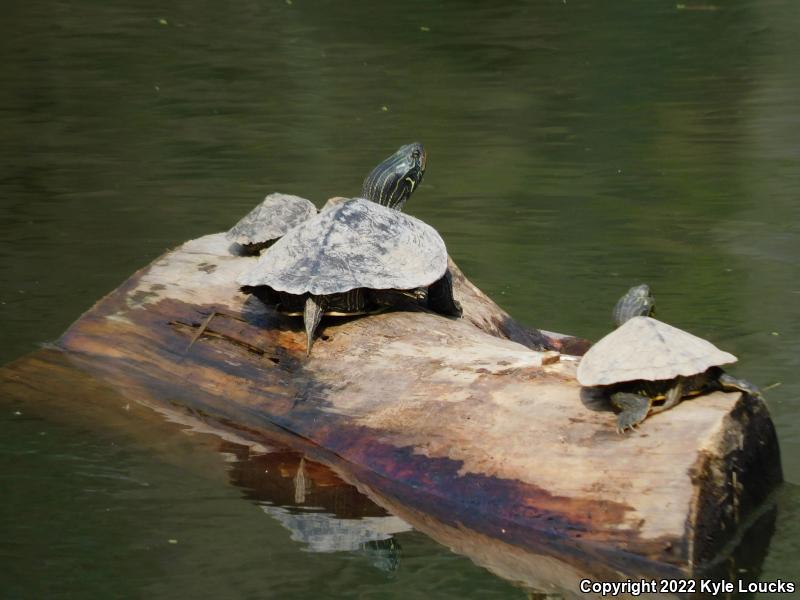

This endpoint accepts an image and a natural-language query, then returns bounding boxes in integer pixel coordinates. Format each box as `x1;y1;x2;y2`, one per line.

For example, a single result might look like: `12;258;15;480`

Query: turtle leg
610;392;652;434
651;381;684;414
427;269;462;317
396;288;427;301
303;295;328;356
718;373;763;399
370;288;426;310
243;285;281;307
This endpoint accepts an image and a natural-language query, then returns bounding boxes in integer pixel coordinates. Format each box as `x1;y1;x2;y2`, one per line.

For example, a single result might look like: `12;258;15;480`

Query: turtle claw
616;413;643;435
611;392;652;434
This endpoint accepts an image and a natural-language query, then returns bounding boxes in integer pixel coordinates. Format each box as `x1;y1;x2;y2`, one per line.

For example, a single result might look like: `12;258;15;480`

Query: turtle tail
303;295;327;356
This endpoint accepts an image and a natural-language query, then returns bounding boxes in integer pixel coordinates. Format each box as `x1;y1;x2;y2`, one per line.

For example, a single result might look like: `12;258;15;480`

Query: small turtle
226;193;317;254
613;283;655;327
238;197;461;355
226;143;427;253
577;316;761;433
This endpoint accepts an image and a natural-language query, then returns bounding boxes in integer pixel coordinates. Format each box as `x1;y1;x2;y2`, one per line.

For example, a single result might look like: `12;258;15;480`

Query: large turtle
612;283;655;327
238;197;461;355
577;316;761;433
225;143;426;253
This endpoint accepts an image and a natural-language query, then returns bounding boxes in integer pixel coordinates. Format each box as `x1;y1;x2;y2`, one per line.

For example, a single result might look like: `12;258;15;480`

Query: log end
688;391;782;568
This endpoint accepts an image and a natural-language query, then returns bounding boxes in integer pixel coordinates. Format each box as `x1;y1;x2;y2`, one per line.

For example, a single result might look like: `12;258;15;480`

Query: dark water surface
2;0;799;597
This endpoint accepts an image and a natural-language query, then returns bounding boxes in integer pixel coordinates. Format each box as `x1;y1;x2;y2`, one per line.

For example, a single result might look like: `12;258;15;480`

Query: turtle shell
226;193;317;247
237;198;447;296
576;316;737;387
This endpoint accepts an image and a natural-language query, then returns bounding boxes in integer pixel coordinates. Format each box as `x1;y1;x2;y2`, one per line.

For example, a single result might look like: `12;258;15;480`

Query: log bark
8;233;782;588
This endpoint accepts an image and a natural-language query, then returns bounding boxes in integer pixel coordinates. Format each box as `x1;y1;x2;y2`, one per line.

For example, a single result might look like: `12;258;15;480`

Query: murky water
2;0;799;596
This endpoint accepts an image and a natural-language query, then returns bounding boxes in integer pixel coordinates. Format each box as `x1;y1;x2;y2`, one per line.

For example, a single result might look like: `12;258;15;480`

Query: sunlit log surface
2;233;781;590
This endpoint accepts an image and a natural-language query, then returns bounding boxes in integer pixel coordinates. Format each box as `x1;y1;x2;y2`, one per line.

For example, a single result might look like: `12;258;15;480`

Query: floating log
4;232;782;590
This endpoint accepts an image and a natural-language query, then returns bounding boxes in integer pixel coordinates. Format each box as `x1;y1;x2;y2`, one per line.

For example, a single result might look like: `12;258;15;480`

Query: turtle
237;197;461;355
225;143;427;254
577;316;762;433
225;193;317;254
612;283;655;327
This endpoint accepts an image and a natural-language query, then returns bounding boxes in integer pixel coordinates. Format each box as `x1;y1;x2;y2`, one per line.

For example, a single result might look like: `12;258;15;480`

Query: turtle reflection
222;442;409;572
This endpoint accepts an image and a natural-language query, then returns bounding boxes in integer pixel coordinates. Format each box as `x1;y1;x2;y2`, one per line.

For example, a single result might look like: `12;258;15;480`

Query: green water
2;0;799;596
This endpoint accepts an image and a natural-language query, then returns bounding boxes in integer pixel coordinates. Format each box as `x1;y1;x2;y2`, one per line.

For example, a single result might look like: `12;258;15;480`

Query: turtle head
361;142;426;211
613;283;655;327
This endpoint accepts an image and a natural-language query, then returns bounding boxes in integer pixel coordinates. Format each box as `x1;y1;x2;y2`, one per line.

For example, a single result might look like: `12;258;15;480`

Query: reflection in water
261;505;404;573
293;457;308;504
222;442;408;570
220;440;598;593
1;351;524;597
217;434;777;597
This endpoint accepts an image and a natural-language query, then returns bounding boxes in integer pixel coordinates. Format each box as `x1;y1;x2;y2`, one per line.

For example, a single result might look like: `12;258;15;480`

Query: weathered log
7;233;782;589
0;347;778;597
